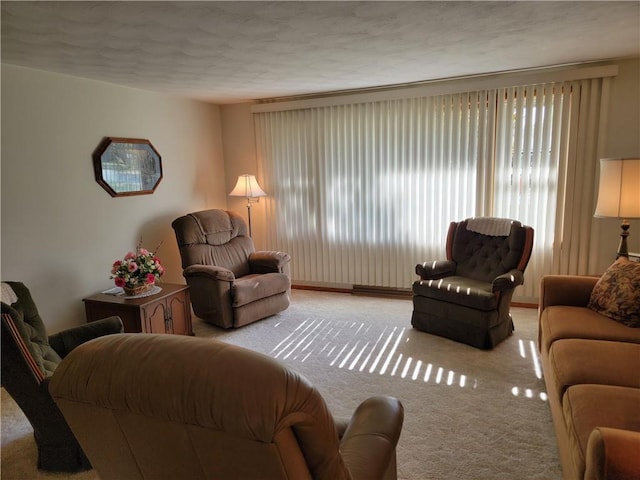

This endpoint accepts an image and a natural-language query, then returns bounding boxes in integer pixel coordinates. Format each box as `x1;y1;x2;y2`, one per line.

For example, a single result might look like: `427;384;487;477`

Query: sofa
538;259;640;480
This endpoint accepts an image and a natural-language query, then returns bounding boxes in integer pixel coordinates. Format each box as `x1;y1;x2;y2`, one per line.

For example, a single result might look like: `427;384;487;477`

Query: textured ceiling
2;1;639;104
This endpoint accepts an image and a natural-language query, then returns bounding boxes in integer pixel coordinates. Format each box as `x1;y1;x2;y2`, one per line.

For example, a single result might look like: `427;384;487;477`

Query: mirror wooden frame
92;137;163;197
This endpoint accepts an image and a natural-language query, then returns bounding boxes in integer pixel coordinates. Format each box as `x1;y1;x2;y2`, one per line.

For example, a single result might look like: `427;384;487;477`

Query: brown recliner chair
1;281;123;472
49;333;404;480
412;217;534;349
171;209;291;328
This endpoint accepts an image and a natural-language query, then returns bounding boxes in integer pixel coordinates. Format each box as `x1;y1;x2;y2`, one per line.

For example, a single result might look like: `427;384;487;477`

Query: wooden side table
83;283;193;335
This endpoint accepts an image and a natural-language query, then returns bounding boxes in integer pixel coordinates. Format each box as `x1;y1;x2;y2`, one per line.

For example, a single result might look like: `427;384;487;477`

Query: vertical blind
255;78;608;301
492;82;573;299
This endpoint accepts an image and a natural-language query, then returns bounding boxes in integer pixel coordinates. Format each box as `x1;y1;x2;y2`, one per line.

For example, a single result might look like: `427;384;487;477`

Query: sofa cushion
563;384;640;479
232;273;291;308
588;257;640;327
539;306;640;354
547;339;640;402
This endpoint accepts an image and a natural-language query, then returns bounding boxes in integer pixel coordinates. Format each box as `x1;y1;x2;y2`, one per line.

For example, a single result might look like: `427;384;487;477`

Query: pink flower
146;273;156;285
124;251;136;260
139;248;150;256
114;277;126;288
157;264;165;275
127;261;138;273
111;260;122;274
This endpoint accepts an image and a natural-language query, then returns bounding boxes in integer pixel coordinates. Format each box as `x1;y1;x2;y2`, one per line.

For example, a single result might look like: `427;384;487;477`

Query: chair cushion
2;313;46;381
412;276;498;311
587;257;640;327
173;210;254;278
1;282;61;376
173;209;248;247
232;273;291;308
452;220;528;282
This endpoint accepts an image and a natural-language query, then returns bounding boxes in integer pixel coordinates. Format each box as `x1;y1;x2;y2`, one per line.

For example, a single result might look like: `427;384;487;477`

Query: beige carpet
1;289;561;479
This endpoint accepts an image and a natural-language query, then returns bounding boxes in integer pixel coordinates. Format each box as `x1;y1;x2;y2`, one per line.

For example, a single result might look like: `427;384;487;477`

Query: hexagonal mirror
93;137;163;197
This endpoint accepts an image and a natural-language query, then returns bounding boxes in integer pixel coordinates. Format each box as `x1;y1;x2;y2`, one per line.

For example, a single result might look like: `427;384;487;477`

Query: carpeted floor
1;289;562;479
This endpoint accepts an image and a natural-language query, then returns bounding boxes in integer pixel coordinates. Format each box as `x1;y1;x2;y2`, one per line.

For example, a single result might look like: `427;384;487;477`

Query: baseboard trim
352;284;412;299
512;302;538;309
292;284;352;294
292;283;538;308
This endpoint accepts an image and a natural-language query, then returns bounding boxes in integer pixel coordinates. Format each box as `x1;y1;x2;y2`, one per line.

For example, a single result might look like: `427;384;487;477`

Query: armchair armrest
339;396;404;480
249;251;291;274
415;260;456;280
49;316;123;359
183;264;235;282
491;270;524;292
334;417;350;439
585;427;640;480
539;274;599;311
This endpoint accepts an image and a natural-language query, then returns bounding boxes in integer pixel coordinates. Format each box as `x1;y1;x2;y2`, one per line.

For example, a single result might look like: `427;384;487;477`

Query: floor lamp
594;158;640;259
229;174;267;237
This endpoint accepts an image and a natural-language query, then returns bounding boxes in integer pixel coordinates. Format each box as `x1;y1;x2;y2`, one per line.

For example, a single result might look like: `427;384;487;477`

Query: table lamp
594;158;640;258
229;174;267;236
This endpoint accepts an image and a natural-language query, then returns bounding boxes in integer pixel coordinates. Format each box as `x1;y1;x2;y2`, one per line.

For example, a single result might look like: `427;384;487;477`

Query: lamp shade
229;174;267;198
594;158;640;219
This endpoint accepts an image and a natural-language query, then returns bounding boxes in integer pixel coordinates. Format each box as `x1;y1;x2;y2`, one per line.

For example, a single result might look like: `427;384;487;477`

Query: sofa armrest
415;260;456;280
183;264;235;282
339;396;404;480
585;427;640;480
539;275;599;312
49;316;123;359
249;251;291;274
492;269;524;292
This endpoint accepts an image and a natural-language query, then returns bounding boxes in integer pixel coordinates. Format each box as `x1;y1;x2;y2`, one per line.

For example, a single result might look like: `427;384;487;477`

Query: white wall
593;58;640;272
220;103;268;249
1;65;226;332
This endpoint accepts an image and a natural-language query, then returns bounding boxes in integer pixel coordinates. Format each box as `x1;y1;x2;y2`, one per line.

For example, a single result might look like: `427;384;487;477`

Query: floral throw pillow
588;257;640;327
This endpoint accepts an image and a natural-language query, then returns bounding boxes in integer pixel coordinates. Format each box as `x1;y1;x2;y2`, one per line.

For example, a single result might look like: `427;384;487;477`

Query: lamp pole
246;197;254;237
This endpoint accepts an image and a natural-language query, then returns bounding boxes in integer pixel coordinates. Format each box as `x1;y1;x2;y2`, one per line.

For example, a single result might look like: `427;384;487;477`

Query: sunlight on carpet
269;314;549;402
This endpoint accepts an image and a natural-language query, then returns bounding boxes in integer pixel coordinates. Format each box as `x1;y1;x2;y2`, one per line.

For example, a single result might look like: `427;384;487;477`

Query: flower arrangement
111;243;165;295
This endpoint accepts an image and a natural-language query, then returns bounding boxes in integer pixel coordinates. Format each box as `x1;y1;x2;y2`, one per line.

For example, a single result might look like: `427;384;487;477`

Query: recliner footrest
232;273;291;307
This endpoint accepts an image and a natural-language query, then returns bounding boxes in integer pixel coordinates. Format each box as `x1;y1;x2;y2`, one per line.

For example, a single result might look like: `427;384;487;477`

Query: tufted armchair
411;217;534;349
1;281;123;471
50;333;404;480
172;209;291;328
